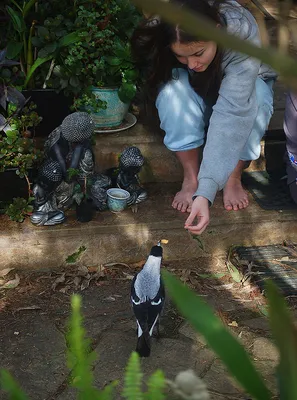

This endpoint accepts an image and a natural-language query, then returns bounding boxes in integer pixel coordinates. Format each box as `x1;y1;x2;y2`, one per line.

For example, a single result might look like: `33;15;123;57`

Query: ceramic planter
22;89;72;137
76;198;94;222
91;87;129;128
0;168;38;202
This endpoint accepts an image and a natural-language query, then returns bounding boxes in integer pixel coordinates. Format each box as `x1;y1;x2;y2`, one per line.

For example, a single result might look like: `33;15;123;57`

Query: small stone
252;337;279;363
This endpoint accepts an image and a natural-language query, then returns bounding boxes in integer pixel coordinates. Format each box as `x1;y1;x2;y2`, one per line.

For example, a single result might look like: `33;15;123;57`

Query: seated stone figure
107;146;148;205
31;112;97;226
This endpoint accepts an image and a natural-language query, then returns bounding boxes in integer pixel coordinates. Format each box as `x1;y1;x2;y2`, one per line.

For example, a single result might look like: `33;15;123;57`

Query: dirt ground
1;259;295;400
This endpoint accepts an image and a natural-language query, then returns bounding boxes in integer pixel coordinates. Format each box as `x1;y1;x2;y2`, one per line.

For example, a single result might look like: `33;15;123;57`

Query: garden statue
31;112;98;225
30;112;148;226
114;146;148;205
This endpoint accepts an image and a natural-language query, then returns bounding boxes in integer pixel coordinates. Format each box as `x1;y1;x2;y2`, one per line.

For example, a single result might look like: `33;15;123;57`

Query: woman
284;92;297;203
132;0;277;234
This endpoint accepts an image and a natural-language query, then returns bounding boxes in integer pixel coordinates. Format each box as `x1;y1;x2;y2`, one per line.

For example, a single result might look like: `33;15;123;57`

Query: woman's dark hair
131;0;224;101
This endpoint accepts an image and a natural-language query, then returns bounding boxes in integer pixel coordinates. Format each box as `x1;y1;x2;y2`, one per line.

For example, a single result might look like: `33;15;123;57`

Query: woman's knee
156;69;207;151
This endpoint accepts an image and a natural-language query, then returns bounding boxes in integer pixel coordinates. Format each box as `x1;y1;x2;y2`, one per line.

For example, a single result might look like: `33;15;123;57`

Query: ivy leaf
6;41;23;59
38;42;58;58
118;82;136;103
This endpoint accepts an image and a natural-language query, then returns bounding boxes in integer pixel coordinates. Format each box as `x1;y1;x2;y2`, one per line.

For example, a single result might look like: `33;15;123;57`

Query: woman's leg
223;77;274;211
156;68;209;212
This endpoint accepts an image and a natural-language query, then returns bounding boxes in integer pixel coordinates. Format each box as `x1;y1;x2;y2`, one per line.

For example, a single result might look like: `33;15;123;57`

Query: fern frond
0;370;29;400
145;370;166;400
122;352;143;400
96;381;118;400
66;294;99;400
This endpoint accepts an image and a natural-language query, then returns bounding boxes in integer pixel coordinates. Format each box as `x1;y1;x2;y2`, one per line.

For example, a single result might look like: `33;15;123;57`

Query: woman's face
171;41;217;72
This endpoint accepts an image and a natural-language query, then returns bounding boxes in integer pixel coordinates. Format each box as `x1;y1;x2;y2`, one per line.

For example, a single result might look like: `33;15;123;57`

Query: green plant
0;47;26;111
5;196;34;222
0;102;43;176
51;0;141;109
4;0;81;88
72;91;107;113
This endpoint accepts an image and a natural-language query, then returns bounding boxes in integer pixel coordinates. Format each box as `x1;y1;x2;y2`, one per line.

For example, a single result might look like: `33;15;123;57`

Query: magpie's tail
136;330;151;357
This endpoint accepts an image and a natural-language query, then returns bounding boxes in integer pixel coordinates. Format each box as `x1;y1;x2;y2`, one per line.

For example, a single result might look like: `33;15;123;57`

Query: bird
130;241;165;357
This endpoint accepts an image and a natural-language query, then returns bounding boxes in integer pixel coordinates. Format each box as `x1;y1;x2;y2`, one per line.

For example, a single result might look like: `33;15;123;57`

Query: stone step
93;123;287;183
1;183;297;271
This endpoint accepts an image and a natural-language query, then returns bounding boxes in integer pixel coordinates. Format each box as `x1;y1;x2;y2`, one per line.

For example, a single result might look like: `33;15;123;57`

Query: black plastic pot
0;168;38;202
76;198;94;223
22;89;73;137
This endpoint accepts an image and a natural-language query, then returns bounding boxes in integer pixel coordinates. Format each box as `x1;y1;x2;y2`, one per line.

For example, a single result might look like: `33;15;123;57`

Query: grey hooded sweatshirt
194;0;277;204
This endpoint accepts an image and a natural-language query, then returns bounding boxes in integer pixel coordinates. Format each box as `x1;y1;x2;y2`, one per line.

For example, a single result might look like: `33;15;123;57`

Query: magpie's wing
130;274;138;303
147;278;165;334
131;274;149;334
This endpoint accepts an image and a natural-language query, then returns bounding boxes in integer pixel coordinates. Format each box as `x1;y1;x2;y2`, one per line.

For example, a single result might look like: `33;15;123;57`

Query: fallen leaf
16;306;41;312
226;260;243;283
122;272;134;280
193;235;204;251
0;268;14;278
80;278;91;291
104;262;130;269
65;245;87;264
160;239;169;244
77;266;89;277
129;260;145;268
105;296;116;301
228;321;239;327
73;276;82;288
52;273;66;290
1;274;20;289
59;285;71;293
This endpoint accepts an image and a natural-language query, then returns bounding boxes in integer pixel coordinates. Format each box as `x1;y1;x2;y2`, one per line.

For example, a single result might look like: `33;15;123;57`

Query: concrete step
1;183;297;271
93;123;287;183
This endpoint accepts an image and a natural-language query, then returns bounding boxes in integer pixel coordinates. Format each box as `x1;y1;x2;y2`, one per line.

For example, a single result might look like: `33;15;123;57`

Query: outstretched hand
184;196;210;235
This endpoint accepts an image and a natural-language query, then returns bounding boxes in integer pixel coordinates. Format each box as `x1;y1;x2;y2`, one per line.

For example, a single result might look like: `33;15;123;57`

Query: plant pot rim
22;88;60;93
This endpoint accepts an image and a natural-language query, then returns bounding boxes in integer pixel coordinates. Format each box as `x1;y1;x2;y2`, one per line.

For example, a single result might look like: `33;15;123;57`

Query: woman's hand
184;196;210;235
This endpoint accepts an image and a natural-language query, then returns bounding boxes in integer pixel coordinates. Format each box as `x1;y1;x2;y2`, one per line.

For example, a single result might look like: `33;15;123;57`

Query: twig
43;59;55;89
24;173;32;198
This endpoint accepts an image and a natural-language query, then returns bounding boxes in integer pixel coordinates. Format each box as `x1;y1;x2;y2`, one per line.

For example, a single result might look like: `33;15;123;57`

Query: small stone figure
30;159;65;226
116;146;148;205
31;112;99;226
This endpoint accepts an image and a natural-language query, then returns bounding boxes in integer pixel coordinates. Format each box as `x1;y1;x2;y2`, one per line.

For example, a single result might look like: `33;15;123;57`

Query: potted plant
1;0;81;136
52;0;141;128
0;48;43;216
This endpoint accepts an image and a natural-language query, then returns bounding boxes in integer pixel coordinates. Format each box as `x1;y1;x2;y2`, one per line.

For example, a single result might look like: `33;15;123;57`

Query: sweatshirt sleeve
194;8;262;204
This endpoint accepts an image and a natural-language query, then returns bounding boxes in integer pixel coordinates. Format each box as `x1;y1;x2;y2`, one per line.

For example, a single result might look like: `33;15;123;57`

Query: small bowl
107;188;130;212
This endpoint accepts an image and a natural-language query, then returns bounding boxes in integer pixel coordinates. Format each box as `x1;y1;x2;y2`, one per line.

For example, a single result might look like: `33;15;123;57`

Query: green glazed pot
91;87;129;128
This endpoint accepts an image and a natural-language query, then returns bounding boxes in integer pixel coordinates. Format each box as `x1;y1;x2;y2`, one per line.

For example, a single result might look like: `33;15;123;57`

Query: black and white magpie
130;242;165;357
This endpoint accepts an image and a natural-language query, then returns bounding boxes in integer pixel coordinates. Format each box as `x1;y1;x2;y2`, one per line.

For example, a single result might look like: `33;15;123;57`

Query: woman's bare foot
172;179;197;213
223;177;249;211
